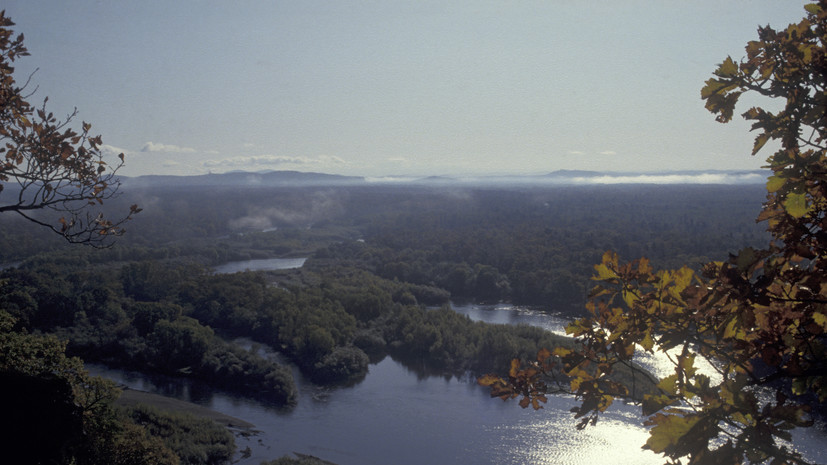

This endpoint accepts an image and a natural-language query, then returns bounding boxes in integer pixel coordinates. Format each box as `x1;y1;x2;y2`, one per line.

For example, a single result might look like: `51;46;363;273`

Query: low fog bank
120;169;769;190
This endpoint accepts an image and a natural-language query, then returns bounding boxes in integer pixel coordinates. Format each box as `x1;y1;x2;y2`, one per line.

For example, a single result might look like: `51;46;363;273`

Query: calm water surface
91;303;827;465
212;257;306;274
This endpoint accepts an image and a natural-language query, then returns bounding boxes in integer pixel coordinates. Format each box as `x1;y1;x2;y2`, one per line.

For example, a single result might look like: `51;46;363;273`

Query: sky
3;1;812;177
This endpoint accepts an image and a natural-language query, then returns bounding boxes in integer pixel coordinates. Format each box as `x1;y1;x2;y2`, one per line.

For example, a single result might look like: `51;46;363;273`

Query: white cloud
203;154;347;169
141;141;197;153
101;144;130;157
573;172;765;185
567;150;585;155
599;150;617;156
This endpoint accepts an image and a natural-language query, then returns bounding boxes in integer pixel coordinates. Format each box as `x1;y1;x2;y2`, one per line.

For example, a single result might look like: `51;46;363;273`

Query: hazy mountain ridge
122;170;365;188
122;169;770;188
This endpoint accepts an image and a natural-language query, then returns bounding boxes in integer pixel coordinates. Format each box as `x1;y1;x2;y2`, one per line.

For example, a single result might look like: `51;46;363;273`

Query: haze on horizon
4;1;810;178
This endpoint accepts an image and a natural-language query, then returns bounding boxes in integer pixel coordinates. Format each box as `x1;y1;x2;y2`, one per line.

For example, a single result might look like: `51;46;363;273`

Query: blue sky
3;1;811;177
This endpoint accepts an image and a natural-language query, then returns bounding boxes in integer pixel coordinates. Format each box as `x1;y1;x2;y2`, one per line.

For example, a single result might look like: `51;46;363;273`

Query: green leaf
658;374;680;395
734;247;758;273
700;77;737;99
792;378;808;396
645;413;701;453
766;175;785;193
783;192;810;218
680;353;696;378
752;133;770;155
640;331;654;352
718;56;739;77
642;394;673;416
804;3;823;14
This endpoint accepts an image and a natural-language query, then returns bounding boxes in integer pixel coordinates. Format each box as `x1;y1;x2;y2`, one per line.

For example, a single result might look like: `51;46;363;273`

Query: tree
481;3;827;464
0;11;138;245
0;310;180;465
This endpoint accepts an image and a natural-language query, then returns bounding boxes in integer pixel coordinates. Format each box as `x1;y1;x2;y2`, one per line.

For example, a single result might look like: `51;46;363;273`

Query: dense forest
1;179;770;464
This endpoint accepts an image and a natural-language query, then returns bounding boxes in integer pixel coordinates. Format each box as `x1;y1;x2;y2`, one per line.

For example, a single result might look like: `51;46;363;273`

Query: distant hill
124;170;365;188
543;169;603;178
119;169;770;188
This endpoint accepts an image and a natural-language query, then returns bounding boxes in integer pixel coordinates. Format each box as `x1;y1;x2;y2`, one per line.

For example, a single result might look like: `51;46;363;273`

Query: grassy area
115;387;256;430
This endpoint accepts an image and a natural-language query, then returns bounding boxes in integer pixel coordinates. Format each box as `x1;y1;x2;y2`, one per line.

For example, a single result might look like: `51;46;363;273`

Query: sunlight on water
634;346;722;384
453;303;722;383
453;303;827;465
480;406;662;465
88;304;827;465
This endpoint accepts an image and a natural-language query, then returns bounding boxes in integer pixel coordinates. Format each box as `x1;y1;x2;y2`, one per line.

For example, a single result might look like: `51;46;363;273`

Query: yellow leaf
622;289;638;308
752;133;770;155
813;312;827;331
657;374;679;395
732;412;754;427
509;358;521;378
637;257;652;275
594;263;618;280
673;267;694;292
552;347;572;358
723;316;745;340
642;394;673;416
477;374;503;387
718;56;739;77
766;175;785;193
645;414;701;453
784;192;810;218
805;3;823;14
680;353;696;378
640;332;654;352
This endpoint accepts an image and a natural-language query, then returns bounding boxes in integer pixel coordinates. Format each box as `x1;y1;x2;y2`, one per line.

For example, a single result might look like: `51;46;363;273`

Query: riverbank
115;387;256;430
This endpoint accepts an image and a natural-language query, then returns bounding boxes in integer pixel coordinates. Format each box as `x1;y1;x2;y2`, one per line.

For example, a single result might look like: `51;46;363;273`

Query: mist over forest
0;171;782;464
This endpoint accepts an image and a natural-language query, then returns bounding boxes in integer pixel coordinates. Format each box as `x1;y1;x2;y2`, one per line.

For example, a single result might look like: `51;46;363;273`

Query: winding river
90;302;827;465
212;257;307;274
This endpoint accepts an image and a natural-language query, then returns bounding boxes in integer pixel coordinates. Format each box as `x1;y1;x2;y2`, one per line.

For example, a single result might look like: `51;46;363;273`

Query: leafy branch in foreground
0;10;139;245
482;2;827;464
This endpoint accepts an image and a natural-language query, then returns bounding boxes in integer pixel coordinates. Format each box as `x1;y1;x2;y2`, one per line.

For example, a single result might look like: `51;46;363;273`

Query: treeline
0;182;769;464
1;312;233;465
1;262;297;405
308;184;768;309
0;183;769;388
0;253;576;393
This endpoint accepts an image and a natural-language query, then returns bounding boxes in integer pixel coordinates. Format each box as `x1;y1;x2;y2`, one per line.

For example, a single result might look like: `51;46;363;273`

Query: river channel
90;301;827;465
211;257;307;274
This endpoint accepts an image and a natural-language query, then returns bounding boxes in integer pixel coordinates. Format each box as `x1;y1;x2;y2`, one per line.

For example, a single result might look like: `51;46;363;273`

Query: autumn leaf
783;192;810;218
766;175;785;193
644;413;701;454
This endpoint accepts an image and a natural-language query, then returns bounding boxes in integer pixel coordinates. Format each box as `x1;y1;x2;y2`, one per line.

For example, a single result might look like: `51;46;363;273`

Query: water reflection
89;303;827;465
451;303;572;336
452;302;827;464
212;257;306;274
90;358;666;464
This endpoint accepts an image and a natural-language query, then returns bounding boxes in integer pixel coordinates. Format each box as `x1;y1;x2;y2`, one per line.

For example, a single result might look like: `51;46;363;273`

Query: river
212;257;307;274
90;302;827;465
